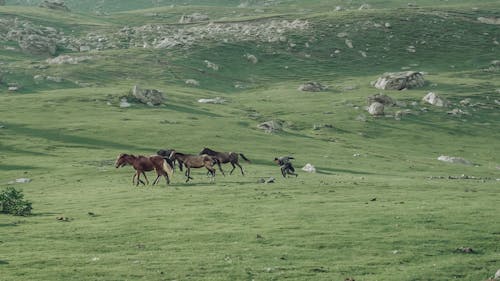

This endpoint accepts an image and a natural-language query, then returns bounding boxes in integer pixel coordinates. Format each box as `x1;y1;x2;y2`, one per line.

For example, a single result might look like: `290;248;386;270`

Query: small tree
0;187;32;216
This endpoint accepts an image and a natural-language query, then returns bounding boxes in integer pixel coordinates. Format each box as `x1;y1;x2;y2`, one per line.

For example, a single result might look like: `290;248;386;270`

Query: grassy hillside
1;1;499;280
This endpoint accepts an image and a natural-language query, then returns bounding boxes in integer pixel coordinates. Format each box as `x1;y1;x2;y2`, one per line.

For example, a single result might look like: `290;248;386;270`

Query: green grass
1;1;500;280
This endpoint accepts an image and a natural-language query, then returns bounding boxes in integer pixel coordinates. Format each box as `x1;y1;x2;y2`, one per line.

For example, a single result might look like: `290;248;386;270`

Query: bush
0;187;32;216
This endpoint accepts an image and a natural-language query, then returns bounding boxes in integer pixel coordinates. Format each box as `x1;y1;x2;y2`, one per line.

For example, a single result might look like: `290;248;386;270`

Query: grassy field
1;1;500;280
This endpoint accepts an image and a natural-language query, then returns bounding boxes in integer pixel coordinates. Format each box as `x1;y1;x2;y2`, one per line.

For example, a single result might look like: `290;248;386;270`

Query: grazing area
1;0;499;280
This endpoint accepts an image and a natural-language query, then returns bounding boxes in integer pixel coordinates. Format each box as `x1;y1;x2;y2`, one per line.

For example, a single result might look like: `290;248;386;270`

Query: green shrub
0;187;32;216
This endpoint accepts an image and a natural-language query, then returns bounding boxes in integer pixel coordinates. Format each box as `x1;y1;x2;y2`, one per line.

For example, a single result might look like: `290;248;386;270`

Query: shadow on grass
4;123;149;151
0;223;17;228
0;143;53;157
0;260;8;265
0;164;39;171
165;104;222;118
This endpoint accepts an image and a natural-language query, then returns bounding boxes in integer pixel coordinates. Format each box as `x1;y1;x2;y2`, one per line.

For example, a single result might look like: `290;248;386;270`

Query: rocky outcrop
198;97;225;104
131;85;165;106
437;156;472;165
39;0;70;12
46;55;92;64
373;71;425;90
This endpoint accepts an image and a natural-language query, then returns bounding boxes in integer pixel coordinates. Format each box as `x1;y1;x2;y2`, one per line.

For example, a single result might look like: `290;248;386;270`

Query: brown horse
199;147;251;176
115;153;173;186
168;150;216;182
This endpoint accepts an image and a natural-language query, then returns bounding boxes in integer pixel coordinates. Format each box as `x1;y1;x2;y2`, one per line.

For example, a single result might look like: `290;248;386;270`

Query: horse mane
201;147;216;154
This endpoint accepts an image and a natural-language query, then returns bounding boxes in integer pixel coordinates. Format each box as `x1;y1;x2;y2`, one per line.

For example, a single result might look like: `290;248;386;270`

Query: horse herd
114;148;251;185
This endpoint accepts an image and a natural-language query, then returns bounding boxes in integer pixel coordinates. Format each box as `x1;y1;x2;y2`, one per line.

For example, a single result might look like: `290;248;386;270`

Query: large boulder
423;92;449;107
39;0;70;12
374;71;425;90
368;102;384;116
132;85;165;106
179;13;209;24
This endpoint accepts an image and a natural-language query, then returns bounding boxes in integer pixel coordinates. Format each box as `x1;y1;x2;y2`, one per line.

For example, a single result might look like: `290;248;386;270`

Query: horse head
115;153;134;168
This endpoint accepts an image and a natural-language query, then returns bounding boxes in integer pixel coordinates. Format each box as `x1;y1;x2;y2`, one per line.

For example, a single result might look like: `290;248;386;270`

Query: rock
301;164;316;173
39;0;70;11
198;97;225;104
358;4;371;10
494;269;500;279
367;93;395;106
477;17;500;25
185;79;200;86
132;85;165;106
460;98;471;106
8;86;19;91
456;247;474;253
437;156;472;165
345;39;353;48
385;22;391;28
15;178;32;183
119;98;131;108
374;71;425;90
265;177;275;184
204;60;219;71
257;120;283;133
368;102;384;116
423;92;449;107
179;13;209;24
46;76;63;83
245;53;258;64
298;81;327;92
18;34;57;56
447;108;468;116
46;55;92;64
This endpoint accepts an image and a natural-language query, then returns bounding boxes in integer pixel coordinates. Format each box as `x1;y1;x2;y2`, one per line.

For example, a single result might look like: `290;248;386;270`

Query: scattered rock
257;120;283;133
358;4;371;10
477;17;500;25
370;197;377;201
204;60;220;71
447;108;469;116
131;85;165;106
373;71;425;90
56;216;71;222
18;34;57;56
460;98;471;106
437;156;472;166
395;109;413;120
456;247;474;253
423;92;449;107
367;93;395;106
368;102;384;116
298;81;327;92
46;76;63;83
198;97;226;104
185;79;200;86
345;39;353;49
39;0;70;11
301;164;316;173
46;55;92;65
494;269;500;279
8;86;19;91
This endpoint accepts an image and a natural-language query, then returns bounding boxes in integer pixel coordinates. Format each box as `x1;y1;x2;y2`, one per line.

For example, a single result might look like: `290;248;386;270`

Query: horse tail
239;153;251;163
162;159;173;179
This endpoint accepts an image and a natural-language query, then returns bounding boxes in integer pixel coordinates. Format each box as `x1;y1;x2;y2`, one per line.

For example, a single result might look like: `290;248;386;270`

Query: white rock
345;39;353;49
423;92;449;107
15;178;32;183
437;156;472;165
301;163;316;173
198;97;226;104
494;268;500;279
119;98;131;108
185;79;200;86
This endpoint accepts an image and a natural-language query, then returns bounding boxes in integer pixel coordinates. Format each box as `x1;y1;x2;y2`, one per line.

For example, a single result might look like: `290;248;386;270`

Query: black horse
199;147;251;176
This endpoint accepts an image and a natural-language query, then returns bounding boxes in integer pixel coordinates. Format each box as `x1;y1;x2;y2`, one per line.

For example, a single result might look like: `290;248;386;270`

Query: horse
157;149;184;171
115;153;173;186
168;150;216;182
199;147;251;176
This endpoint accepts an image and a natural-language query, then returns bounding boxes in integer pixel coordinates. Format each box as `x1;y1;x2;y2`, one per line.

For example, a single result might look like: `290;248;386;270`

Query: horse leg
164;173;170;185
235;162;244;175
217;161;225;176
229;163;236;175
185;167;191;182
136;171;145;186
153;174;160;185
132;173;137;185
280;167;287;178
142;171;150;185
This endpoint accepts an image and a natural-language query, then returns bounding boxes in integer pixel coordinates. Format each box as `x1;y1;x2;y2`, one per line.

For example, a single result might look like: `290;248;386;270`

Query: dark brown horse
168;150;216;182
115;153;173;186
157;149;184;171
199;147;251;176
